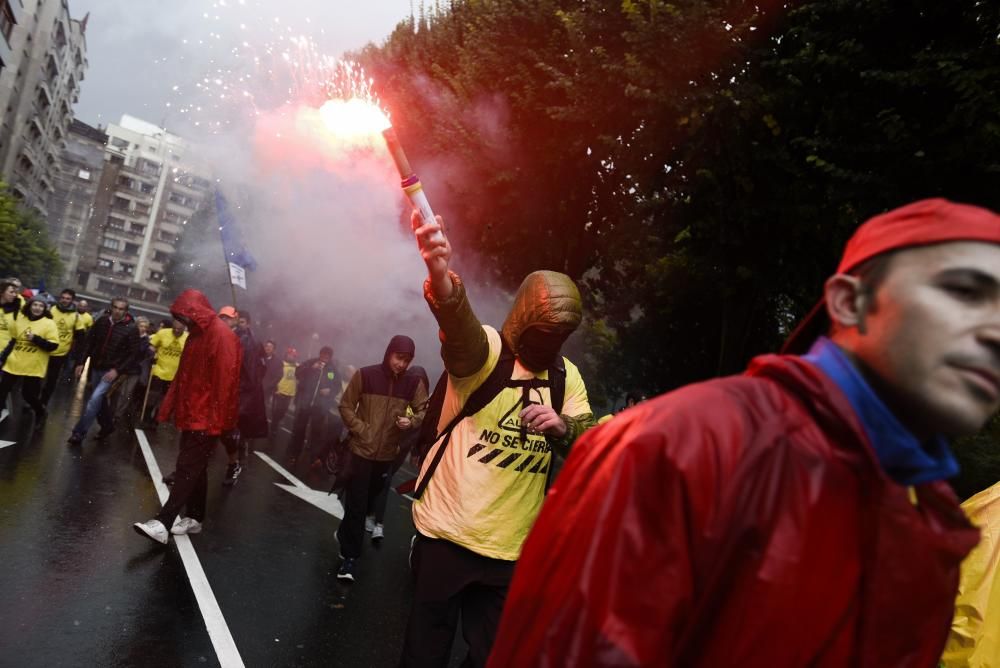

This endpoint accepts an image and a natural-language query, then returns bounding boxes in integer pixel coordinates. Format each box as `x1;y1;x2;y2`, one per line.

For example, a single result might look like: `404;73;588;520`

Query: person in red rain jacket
489;198;1000;667
133;289;242;544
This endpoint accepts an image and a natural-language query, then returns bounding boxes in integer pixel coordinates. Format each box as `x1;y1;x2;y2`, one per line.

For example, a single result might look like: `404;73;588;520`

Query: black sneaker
67;433;83;446
222;463;242;486
32;408;48;430
337;558;356;582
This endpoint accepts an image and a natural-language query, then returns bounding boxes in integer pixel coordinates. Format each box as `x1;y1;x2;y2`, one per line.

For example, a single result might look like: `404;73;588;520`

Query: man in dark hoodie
335;335;428;581
68;297;142;445
220;310;268;486
285;345;340;467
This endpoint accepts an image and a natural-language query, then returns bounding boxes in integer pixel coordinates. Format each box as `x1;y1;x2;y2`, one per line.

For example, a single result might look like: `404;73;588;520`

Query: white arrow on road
0;440;14;449
255;451;344;519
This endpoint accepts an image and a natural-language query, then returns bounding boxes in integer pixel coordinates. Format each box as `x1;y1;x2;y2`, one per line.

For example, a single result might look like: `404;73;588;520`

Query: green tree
0;182;63;285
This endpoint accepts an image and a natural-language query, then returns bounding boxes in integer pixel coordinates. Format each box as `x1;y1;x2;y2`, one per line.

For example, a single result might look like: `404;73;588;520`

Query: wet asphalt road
0;383;465;667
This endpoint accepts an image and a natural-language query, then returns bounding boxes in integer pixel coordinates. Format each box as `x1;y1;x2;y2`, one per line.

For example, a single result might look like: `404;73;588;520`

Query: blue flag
216;191;257;271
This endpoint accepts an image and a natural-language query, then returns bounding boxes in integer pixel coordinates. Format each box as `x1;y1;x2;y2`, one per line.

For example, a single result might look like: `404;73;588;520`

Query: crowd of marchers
1;196;999;667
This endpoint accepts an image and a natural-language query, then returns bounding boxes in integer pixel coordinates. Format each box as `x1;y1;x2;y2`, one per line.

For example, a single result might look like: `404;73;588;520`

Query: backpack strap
413;347;516;499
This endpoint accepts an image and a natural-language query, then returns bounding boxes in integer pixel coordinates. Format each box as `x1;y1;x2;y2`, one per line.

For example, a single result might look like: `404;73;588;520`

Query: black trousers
271;393;292;428
400;536;515;668
285;405;326;461
40;354;69;405
155;431;217;527
335;452;392;558
371;430;419;523
0;373;44;414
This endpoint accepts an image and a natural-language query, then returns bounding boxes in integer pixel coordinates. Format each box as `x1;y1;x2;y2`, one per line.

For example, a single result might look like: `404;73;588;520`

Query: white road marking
135;429;246;668
254;450;345;518
254;450;307;489
0;440;14;450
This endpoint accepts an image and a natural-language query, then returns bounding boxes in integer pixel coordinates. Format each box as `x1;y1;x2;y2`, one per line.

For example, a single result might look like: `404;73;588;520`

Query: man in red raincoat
133;289;242;544
489;198;1000;667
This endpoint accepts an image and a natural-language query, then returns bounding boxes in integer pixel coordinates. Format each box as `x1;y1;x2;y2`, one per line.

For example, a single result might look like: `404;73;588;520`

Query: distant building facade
0;0;88;218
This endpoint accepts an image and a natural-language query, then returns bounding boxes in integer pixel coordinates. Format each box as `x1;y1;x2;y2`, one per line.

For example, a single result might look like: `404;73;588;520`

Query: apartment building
0;0;87;217
69;115;213;312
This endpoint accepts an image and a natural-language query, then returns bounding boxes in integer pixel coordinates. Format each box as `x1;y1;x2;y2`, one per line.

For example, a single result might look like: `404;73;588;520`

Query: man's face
319;350;333;364
59;292;73;308
137;321;149;335
388;352;413;376
29;301;45;317
238;317;249;329
220;315;237;330
172;318;186;336
836;241;1000;437
1;285;17;304
110;300;127;321
77;300;89;314
264;341;275;356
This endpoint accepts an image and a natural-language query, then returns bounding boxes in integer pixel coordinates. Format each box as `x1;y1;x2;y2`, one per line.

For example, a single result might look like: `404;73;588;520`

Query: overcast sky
70;0;415;129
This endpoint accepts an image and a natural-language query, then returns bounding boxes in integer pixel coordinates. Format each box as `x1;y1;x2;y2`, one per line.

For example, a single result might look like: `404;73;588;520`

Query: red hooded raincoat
158;289;241;436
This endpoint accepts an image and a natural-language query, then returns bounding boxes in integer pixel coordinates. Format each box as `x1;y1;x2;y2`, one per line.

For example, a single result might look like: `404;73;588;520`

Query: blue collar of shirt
803;337;958;486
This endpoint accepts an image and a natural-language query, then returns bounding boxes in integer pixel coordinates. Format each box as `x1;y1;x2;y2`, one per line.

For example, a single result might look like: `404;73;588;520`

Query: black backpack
412;342;566;499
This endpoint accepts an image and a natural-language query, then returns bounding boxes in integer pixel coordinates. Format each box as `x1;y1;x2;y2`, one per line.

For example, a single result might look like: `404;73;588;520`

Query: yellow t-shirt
276;361;297;396
0;307;19;352
149;329;188;382
412;325;591;561
78;312;94;331
50;307;85;357
3;316;59;378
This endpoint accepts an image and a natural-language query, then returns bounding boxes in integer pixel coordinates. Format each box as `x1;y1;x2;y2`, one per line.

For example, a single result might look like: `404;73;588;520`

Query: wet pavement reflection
0;386;465;667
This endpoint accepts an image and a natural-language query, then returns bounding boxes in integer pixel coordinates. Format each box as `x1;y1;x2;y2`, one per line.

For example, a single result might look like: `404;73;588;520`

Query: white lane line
135;429;246;668
0;440;15;450
254;450;308;490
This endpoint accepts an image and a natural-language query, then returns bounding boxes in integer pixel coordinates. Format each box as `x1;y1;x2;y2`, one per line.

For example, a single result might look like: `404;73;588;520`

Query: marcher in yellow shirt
0;280;21;364
41;288;87;406
142;317;188;424
270;347;298;428
0;297;59;425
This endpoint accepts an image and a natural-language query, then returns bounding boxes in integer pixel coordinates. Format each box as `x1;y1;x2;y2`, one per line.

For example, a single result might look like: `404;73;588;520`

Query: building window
119;263;135;276
140;182;155;194
158;231;178;244
110;137;128;149
107;216;126;230
128;287;144;300
153;250;170;263
130;224;146;236
124;242;141;255
97;258;113;270
101;237;120;250
96;279;117;293
149;270;164;281
0;2;14;42
77;168;90;180
113;196;129;210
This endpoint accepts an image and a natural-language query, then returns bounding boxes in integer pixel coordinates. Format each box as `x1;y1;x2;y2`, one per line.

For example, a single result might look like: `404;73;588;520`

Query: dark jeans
40;354;69;406
0;373;44;414
71;368;116;438
155;431;218;527
285;405;326;462
271;393;292;428
335;452;392;558
400;536;515;668
371;430;420;523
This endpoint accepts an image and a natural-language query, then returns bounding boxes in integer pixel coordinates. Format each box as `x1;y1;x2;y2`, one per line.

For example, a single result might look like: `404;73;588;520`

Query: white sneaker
133;519;169;545
372;524;384;541
365;515;375;533
171;517;203;535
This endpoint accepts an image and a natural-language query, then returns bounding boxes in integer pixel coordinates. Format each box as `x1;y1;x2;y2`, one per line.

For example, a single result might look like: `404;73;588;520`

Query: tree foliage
359;0;1000;409
0;182;63;285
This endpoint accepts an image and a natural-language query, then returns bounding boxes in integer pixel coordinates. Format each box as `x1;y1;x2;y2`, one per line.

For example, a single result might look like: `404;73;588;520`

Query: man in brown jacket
336;334;428;581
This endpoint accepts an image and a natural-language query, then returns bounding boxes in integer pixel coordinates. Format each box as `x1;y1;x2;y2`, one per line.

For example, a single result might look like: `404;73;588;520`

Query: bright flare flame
318;98;391;139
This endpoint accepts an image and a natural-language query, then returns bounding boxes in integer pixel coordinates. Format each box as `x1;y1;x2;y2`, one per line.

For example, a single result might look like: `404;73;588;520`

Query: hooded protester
284;344;340;467
40;289;87;406
488;199;1000;668
133;289;241;544
0;297;58;425
401;212;595;667
68;297;142;445
335;335;428;581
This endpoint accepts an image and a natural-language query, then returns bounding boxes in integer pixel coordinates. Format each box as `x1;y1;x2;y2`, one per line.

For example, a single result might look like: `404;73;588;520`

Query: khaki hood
501;271;582;350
